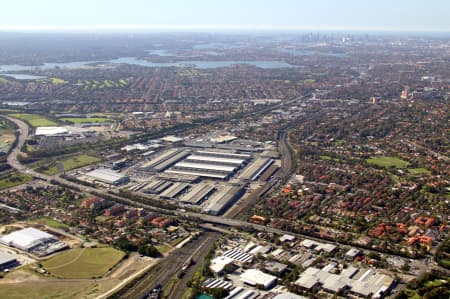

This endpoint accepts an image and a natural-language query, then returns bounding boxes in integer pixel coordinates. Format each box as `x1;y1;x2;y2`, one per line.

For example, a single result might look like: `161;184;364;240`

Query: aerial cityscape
0;1;449;299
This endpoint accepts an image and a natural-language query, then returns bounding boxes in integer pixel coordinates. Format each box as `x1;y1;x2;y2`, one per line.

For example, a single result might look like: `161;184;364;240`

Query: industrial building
0;251;19;271
159;182;189;199
240;269;277;290
295;267;395;298
140;149;190;172
35;126;69;136
222;248;253;264
185;155;246;166
0;227;67;256
203;185;245;215
163;149;250;180
179;183;216;205
85;168;129;185
0;227;57;251
238;158;274;181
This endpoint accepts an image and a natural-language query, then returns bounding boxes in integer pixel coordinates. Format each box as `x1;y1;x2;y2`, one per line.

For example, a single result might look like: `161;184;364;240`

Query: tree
208;287;229;299
138;244;161;258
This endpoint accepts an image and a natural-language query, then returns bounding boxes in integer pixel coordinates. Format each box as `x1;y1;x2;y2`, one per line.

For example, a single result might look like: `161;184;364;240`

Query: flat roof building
35;127;69;136
85;168;129;185
0;227;57;251
0;251;18;271
240;269;277;290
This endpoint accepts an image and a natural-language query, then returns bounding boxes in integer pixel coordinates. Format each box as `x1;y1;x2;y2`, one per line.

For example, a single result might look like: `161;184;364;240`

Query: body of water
0;57;295;74
0;73;47;80
280;48;347;58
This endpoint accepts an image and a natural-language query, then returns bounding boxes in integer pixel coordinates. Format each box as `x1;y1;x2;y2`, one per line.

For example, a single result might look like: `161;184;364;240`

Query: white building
0;227;56;251
85;168;129;185
210;256;234;274
35;127;69;136
240;269;277;290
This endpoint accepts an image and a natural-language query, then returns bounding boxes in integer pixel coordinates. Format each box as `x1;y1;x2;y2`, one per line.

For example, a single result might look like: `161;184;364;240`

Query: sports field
8;113;57;127
366;156;410;168
42;247;125;279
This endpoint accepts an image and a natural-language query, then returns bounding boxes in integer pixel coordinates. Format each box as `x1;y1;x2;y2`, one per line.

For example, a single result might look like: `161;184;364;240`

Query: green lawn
0;280;94;299
59;117;112;124
408;168;431;175
155;244;171;255
366;156;410;168
0;173;33;190
8;113;57;127
42;247;125;279
49;77;67;85
38;154;100;175
36;217;70;230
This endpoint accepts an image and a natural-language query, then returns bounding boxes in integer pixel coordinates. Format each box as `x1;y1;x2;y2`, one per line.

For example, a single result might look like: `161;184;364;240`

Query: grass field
59;117;112;124
38;154;100;175
8;113;57;127
0;280;94;299
49;77;67;85
36;217;70;230
366;156;410;168
155;244;171;255
408;167;431;175
42;247;125;279
0;173;33;190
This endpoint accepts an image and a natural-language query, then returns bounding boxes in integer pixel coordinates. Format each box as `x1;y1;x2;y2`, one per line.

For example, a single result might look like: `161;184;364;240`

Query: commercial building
240;269;277;290
85;168;129;185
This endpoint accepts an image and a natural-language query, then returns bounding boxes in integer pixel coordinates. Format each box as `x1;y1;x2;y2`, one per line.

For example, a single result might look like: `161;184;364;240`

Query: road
5;113;442;295
4;116;433;261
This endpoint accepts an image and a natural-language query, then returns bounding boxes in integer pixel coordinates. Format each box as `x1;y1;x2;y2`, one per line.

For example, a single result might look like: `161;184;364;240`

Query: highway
3;115;433;260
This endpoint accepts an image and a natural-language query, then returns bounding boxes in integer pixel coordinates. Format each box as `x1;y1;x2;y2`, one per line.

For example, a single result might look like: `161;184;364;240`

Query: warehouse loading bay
69;138;281;216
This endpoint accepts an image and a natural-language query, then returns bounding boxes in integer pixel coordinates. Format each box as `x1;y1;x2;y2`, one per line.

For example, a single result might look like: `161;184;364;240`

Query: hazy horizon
1;0;449;33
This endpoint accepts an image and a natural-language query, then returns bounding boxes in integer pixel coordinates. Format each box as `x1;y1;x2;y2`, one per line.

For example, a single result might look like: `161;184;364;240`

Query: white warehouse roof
85;168;127;184
0;227;56;251
35;127;69;136
174;162;236;173
240;269;277;290
186;155;245;165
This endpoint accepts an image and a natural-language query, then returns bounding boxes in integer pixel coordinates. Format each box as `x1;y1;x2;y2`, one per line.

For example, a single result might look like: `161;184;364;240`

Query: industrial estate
0;24;448;299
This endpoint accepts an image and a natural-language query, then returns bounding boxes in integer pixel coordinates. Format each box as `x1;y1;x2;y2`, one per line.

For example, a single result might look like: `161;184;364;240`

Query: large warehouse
85;168;129;185
0;251;19;271
165;149;250;180
0;227;57;251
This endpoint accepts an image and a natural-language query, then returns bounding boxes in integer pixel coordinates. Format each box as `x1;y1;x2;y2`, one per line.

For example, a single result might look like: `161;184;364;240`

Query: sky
0;0;449;32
